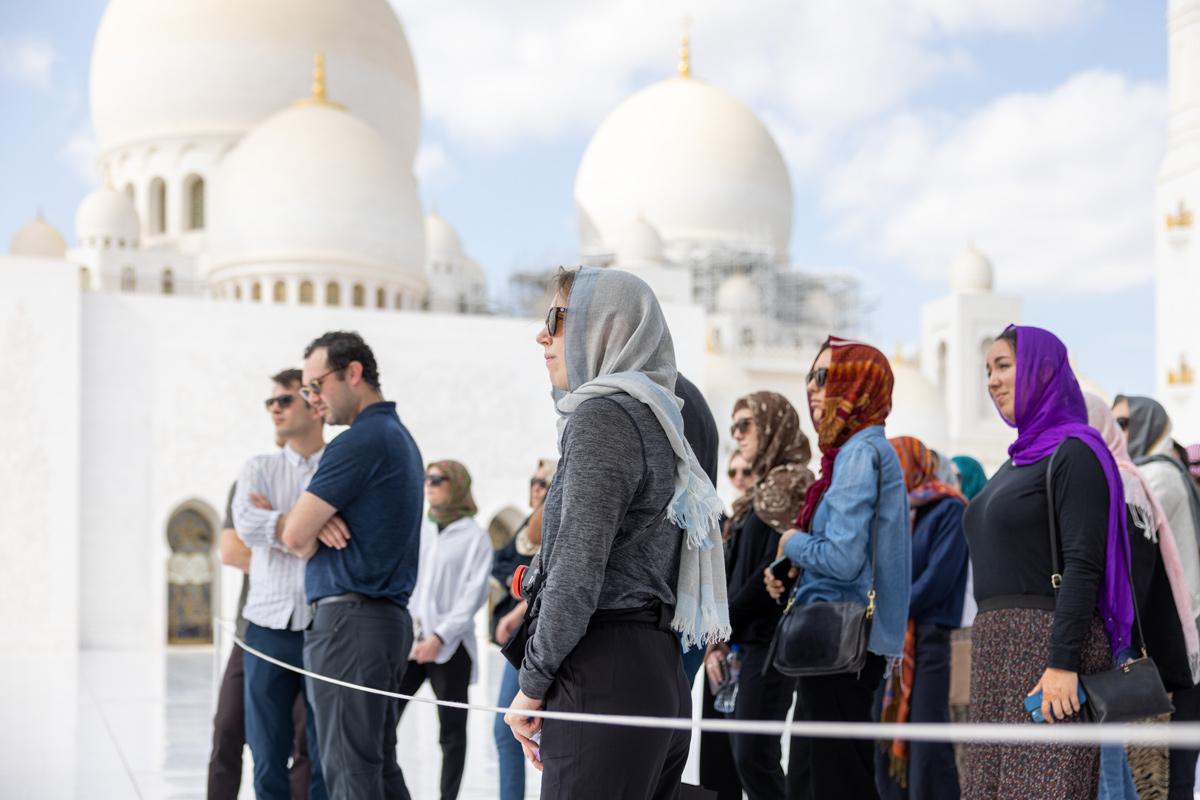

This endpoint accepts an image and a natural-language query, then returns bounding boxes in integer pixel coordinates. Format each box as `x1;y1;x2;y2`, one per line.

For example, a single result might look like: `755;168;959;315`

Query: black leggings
396;645;472;800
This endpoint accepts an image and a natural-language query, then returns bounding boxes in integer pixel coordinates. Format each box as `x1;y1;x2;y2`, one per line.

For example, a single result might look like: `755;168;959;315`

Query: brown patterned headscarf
726;391;814;536
427;460;478;528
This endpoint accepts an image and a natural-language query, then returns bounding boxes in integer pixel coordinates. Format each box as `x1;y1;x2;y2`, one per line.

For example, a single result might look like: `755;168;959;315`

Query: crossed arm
279;491;353;560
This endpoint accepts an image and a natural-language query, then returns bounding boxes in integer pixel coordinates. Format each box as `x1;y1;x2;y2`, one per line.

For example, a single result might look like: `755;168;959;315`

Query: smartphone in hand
1024;685;1088;723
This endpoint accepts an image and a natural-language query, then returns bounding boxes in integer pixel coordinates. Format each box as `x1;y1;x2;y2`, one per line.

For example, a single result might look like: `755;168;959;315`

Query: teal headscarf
952;455;987;501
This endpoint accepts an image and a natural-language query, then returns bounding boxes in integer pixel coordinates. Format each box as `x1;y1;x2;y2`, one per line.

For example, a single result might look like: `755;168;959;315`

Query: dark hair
549;266;580;301
271;368;303;388
303;331;381;391
995;327;1017;352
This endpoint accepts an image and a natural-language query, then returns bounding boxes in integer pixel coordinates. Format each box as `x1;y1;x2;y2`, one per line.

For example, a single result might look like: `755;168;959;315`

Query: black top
964;438;1107;671
676;372;719;486
726;509;784;645
490;519;534;640
1127;505;1193;691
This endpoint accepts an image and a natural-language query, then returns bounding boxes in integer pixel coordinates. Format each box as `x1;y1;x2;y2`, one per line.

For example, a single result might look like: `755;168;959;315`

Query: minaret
1157;0;1200;439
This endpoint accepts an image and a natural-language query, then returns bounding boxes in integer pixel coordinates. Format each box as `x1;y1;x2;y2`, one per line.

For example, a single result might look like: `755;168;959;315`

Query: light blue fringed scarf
553;266;730;649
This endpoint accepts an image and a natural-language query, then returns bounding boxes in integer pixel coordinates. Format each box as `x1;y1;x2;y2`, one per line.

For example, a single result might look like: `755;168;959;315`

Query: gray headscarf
1120;395;1174;461
554;266;729;648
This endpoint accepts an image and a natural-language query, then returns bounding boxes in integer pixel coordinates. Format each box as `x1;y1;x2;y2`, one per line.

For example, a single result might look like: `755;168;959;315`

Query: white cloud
1;37;57;89
823;71;1167;291
391;0;1094;153
59;125;99;184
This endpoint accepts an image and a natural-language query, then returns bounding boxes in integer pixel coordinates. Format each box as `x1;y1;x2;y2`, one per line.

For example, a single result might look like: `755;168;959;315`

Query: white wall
0;258;82;651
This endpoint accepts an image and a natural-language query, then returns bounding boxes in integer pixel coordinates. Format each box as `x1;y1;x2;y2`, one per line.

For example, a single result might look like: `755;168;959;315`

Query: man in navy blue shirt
280;331;423;800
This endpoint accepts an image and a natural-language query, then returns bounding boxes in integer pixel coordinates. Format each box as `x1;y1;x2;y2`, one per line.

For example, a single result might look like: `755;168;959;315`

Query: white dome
10;213;68;259
576;75;793;256
950;245;994;293
90;0;421;164
207;100;424;276
614;216;665;265
425;212;463;260
716;274;758;315
887;361;949;452
75;186;140;245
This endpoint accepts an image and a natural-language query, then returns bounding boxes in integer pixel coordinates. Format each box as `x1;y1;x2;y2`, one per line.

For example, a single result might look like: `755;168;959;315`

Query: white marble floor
0;642;706;799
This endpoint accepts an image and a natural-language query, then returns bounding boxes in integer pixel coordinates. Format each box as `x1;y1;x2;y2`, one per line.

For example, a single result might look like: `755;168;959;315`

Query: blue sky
0;0;1170;394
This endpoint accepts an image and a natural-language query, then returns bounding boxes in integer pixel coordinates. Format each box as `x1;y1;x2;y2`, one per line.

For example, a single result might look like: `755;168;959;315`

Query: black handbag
1043;445;1174;723
768;441;885;678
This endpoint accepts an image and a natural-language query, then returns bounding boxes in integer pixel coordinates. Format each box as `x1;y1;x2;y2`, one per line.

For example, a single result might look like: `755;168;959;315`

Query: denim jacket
783;425;911;658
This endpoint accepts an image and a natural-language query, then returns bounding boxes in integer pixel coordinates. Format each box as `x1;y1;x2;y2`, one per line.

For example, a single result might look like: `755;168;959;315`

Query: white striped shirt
233;444;324;631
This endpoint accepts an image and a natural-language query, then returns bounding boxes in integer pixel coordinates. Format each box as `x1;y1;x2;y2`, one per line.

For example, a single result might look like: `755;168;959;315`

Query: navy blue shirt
303;401;423;606
909;496;969;627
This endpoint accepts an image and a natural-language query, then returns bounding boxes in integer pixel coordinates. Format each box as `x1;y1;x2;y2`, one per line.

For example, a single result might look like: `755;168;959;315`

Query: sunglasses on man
299;368;341;401
264;394;297;411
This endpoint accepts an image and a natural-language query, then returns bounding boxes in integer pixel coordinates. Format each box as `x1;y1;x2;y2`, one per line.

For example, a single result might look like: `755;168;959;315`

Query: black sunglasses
807;367;829;389
530;478;549;490
730;418;753;437
425;474;449;486
545;306;567;337
1115;417;1130;431
727;467;753;479
264;394;297;411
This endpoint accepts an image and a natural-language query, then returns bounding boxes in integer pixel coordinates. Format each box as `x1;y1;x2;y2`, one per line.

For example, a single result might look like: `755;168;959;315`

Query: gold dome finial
678;19;692;78
295;50;345;110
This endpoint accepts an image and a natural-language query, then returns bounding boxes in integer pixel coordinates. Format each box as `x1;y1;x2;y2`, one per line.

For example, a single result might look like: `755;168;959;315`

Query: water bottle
713;645;742;713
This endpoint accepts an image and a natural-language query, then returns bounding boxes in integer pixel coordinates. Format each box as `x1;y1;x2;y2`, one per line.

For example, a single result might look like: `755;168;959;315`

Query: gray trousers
303;599;413;800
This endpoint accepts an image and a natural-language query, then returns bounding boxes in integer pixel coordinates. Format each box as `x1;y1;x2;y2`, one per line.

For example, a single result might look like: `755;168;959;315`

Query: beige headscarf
427;460;478;528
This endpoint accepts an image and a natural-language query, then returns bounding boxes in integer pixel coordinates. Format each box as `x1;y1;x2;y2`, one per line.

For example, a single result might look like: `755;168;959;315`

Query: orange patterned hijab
889;436;964;509
812;336;894;453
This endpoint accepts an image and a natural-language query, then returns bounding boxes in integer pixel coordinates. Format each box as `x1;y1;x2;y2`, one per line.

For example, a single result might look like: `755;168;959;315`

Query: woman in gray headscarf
1113;394;1200;799
504;266;728;799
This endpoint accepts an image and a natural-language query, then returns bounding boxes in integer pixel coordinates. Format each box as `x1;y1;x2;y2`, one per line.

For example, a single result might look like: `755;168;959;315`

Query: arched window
300;281;314;304
395;292;404;310
80;267;91;291
185;174;205;230
234;284;242;300
121;266;136;292
251;282;262;302
326;281;340;306
376;287;386;309
149;177;167;235
162;268;175;295
352;284;365;307
273;281;287;303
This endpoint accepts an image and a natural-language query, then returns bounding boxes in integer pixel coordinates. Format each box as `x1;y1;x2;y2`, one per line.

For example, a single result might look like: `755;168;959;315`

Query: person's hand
763;564;798;600
1028;667;1080;723
496;602;527;645
504;690;545;770
411;635;442;664
704;643;730;688
775;528;802;561
250;494;273;510
317;515;351;550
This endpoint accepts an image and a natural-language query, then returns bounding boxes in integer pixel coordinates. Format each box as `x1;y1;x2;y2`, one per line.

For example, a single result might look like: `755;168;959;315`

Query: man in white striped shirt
233;369;328;800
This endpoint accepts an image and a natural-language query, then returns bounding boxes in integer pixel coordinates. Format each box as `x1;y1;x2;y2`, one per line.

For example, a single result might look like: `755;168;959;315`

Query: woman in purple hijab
961;325;1130;800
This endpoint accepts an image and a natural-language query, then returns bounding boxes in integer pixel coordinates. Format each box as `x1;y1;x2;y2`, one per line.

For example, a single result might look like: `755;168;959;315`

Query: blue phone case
1024;685;1088;723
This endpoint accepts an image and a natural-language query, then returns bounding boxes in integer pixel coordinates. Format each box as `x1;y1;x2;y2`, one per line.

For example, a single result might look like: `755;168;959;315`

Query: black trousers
699;676;743;800
728;643;796;800
395;644;472;800
539;607;692;799
208;644;311;800
304;599;413;800
1170;683;1200;799
790;653;886;800
875;624;960;800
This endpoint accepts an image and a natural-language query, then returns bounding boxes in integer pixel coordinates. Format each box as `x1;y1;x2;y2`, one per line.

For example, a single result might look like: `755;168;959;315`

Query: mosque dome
89;0;421;163
10;213;68;259
950;245;994;294
716;273;759;315
888;360;949;452
575;41;793;257
207;82;424;278
614;216;665;265
75;186;140;247
425;212;464;260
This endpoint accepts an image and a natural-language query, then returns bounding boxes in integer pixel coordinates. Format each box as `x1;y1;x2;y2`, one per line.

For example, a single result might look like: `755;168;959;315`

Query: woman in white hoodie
395;459;493;800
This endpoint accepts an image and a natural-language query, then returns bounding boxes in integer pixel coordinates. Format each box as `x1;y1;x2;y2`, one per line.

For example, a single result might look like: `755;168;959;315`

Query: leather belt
310;592;398;615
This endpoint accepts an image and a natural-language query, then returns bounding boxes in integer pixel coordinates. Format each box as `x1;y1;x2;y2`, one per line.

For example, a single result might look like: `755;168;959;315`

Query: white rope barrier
215;618;1200;747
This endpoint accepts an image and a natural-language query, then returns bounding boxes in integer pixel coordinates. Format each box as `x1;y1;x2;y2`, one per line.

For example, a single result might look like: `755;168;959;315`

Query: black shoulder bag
1045;445;1174;723
767;441;885;678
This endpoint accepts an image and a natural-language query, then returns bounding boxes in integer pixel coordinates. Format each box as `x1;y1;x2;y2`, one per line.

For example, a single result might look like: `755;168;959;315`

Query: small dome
950;245;994;293
9;213;68;258
425;212;463;259
716;273;758;315
208;100;424;276
75;186;140;246
887;361;949;452
614;216;664;265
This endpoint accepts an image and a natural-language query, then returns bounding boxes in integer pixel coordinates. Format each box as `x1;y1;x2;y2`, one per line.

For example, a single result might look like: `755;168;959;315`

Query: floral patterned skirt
963;607;1112;800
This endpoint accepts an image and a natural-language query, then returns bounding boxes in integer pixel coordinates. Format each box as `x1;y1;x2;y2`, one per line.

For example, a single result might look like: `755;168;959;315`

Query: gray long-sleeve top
519;394;682;700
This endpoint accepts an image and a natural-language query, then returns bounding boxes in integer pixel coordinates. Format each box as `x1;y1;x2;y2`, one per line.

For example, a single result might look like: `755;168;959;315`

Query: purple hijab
1002;325;1133;657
